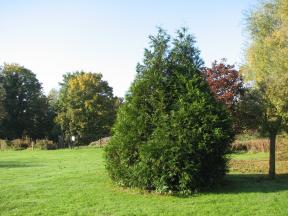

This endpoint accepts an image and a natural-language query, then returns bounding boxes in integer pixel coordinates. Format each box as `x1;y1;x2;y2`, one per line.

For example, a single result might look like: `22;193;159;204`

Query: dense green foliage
56;72;118;145
0;84;6;120
0;64;53;140
245;0;288;177
1;148;288;216
106;29;234;193
46;89;61;142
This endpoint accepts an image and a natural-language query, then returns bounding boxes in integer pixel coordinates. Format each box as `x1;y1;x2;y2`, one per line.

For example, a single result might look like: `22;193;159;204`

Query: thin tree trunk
269;133;276;178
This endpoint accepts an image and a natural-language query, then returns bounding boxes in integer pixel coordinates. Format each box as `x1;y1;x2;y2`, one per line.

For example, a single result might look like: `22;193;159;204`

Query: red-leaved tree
202;60;244;132
202;60;243;109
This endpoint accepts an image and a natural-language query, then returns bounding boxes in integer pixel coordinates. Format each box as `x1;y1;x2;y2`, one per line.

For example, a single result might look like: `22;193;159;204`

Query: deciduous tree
46;88;61;142
56;72;117;145
245;0;288;177
0;63;50;139
202;60;244;132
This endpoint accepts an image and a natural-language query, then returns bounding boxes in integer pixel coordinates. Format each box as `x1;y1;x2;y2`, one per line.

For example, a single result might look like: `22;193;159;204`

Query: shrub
11;137;31;150
0;139;10;150
231;139;269;152
231;134;288;161
105;29;234;194
34;139;57;150
89;137;110;148
277;135;288;161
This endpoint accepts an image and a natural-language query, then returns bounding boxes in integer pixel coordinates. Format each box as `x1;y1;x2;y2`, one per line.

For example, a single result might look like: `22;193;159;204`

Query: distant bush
11;137;31;150
232;139;269;152
235;132;262;142
89;137;110;148
232;135;288;160
276;135;288;161
34;139;57;150
0;137;57;150
0;139;11;150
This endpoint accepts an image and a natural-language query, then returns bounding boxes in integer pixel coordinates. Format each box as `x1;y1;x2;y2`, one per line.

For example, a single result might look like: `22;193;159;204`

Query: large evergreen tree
106;28;234;193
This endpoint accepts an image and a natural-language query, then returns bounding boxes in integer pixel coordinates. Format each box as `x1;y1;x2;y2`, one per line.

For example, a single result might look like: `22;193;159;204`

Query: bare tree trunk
269;133;276;178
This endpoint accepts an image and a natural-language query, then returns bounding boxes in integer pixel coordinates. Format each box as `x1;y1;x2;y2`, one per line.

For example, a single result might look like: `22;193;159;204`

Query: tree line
0;64;121;146
0;58;242;148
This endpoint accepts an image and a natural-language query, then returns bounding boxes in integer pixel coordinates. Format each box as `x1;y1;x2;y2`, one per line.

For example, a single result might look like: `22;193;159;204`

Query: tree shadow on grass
206;174;288;195
0;161;42;168
173;174;288;198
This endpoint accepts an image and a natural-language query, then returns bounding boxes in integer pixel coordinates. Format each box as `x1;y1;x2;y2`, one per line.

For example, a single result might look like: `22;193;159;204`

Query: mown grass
1;148;288;216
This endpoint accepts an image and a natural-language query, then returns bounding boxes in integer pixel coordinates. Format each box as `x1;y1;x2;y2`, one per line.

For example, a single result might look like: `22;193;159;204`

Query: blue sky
0;0;256;97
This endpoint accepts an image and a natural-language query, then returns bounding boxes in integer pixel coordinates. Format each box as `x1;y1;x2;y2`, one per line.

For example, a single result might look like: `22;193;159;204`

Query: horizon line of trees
0;58;244;142
0;63;122;146
0;59;244;142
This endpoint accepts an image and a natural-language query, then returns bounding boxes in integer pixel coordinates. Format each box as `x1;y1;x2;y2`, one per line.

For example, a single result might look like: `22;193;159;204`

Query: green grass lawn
1;148;288;216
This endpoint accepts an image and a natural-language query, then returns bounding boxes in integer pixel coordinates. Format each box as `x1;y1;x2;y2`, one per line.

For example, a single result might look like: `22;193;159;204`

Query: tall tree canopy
106;28;234;193
245;0;288;177
0;63;50;139
56;72;117;145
